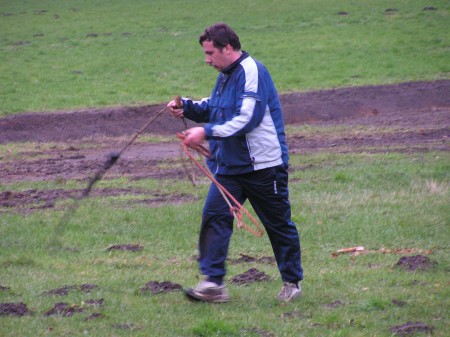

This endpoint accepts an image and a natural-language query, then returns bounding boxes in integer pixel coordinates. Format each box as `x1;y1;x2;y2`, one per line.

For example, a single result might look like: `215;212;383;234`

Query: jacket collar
222;51;249;74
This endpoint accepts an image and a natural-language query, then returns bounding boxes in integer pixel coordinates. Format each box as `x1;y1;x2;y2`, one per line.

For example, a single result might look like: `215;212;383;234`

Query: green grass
1;1;449;336
1;151;449;336
0;0;449;115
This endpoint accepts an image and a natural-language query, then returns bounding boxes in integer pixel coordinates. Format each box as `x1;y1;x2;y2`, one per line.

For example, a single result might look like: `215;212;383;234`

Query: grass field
0;0;449;115
1;150;449;336
1;1;449;336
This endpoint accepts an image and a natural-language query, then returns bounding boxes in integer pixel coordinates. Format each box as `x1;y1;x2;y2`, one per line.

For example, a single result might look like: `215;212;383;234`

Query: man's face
202;40;231;72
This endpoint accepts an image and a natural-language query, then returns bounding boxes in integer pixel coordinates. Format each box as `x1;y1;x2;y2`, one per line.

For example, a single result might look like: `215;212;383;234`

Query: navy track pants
198;164;303;284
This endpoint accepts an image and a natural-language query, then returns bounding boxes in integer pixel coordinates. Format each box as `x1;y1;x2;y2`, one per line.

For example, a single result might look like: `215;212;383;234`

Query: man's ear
224;44;233;55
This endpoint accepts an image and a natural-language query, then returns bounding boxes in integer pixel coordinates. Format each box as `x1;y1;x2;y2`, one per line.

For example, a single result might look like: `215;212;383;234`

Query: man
167;23;303;303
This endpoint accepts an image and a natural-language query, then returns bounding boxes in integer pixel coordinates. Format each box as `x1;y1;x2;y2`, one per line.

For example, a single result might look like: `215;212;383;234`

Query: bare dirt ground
0;80;449;210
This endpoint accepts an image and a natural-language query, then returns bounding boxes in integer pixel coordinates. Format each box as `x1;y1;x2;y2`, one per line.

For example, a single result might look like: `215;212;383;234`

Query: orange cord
177;132;264;238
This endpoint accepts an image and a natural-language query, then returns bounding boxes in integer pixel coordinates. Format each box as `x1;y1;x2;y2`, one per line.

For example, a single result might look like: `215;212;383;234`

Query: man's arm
182;98;212;123
167;97;211;123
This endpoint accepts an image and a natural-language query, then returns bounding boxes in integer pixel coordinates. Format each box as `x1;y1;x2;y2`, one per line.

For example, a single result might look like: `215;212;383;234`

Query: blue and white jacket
182;51;289;175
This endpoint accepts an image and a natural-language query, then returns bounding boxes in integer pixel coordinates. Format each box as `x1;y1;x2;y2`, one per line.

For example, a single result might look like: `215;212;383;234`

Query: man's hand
182;127;206;147
167;98;183;118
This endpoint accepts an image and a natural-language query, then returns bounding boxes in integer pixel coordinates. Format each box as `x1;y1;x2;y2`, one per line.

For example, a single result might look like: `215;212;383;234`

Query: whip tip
106;151;120;166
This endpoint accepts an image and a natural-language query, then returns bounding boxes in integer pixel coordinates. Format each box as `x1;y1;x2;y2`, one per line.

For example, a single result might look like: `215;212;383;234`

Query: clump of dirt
106;244;143;252
230;268;270;285
0;302;32;317
140;281;183;294
324;300;345;309
42;284;97;296
385;8;399;14
85;312;103;320
389;321;433;336
228;253;276;264
411;279;429;286
112;323;143;331
80;284;97;292
44;302;84;317
84;299;104;306
280;310;311;319
396;255;435;271
392;299;407;307
240;327;275;337
42;285;77;296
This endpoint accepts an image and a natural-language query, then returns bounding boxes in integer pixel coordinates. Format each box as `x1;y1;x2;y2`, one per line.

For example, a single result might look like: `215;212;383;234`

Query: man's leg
185;175;245;302
198;177;242;280
239;165;303;284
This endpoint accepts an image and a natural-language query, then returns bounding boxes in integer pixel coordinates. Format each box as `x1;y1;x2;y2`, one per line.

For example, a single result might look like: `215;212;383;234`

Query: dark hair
199;23;241;50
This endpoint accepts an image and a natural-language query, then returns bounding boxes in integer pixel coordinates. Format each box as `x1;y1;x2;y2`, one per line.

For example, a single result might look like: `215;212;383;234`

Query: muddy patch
85;299;104;306
228;253;276;265
230;268;270;285
280;310;312;319
396;255;436;271
0;302;32;317
0;153;190;184
389;321;433;335
85;312;103;320
240;327;275;337
112;323;143;331
0;81;448;187
106;244;144;252
44;302;84;317
42;284;97;296
324;300;345;309
0;188;195;213
0;80;448;144
392;299;407;307
288;126;450;155
140;281;183;294
42;285;78;296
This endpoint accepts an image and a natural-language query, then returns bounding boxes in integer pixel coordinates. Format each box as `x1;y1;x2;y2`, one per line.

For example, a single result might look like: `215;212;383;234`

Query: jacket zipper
214;143;220;174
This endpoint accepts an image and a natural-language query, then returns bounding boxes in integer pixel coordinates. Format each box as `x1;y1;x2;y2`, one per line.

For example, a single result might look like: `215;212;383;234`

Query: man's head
199;23;241;50
199;23;242;72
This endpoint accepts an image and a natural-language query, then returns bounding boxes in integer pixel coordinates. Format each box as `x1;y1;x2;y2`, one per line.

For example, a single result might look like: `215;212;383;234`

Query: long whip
50;105;167;250
82;106;167;197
